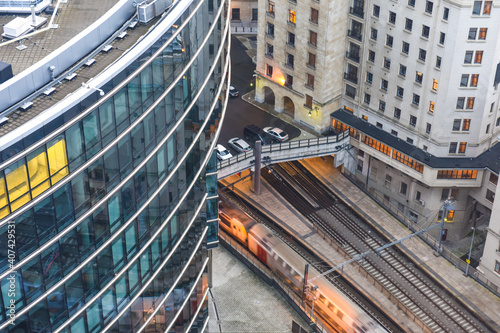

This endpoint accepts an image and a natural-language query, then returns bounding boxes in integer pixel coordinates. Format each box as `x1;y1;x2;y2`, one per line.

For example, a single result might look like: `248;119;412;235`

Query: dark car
229;86;239;98
243;125;273;145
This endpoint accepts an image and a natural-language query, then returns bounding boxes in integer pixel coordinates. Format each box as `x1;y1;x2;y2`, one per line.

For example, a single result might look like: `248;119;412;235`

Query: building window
371;28;378;40
410;115;417;126
464;51;473;64
419;49;427;62
432;79;438;91
368;50;375;62
289;10;297;24
415;71;423;84
474;51;483;64
399;64;407;76
463;119;471;131
305;95;313;108
495;261;500;274
357;159;363;172
457;97;465;109
394;108;401;119
362;115;368;121
310;8;319;24
452;119;461;131
443;7;449;20
436;56;442;68
267;23;274;36
438;170;477;180
466;97;475;109
426;123;432;133
408;0;415;7
468;28;477;40
366;72;373;83
491;104;496;114
266;43;274;58
425;1;434;14
381;79;388;91
489;173;498;185
391;130;398;136
385;174;392;187
364;93;371;104
286;53;294;68
470;74;479;87
376;122;383;129
400;182;408;195
406;137;413;144
473;1;492;15
449;142;457;153
389;11;396;24
459;142;467;153
486;124;490;134
461;74;469;87
484;1;493;14
345;84;356;98
422;25;430;38
379;100;386;112
405;18;413;31
402;41;410;54
486;189;495;203
232;8;240;20
473;1;482;14
412;95;420;106
266;64;273;77
429;101;435;113
373;4;380;17
497;117;500;126
441;188;458;201
286;74;293;87
268;1;275;15
287;32;295;46
252;8;258;21
307;74;315;88
309;31;317;46
308;52;316;67
383;57;391;69
397;86;404;98
439;32;446;45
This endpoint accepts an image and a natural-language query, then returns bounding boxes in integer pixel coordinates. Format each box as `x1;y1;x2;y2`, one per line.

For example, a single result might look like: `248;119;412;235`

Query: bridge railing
217;130;350;170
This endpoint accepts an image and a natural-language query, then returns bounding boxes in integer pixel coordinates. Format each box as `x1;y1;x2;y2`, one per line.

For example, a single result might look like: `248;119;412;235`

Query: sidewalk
219;157;500;331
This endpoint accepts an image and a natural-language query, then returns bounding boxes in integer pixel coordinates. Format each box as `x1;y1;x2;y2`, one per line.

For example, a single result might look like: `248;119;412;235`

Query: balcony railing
344;72;358;84
346;51;360;63
347;29;362;41
349;6;364;19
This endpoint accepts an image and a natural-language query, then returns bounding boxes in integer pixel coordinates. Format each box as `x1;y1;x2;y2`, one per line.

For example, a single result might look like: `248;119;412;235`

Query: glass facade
0;0;229;331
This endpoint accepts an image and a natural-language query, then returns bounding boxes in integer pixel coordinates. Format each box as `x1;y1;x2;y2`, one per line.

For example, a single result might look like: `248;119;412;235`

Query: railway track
262;161;494;333
217;189;403;333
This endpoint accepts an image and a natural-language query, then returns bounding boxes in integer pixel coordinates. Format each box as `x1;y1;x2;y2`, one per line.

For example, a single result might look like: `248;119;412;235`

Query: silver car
228;137;251;153
263;127;289;142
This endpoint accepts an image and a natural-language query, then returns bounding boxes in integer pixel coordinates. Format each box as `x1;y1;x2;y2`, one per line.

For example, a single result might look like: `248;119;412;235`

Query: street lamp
435;197;456;255
464;226;476;277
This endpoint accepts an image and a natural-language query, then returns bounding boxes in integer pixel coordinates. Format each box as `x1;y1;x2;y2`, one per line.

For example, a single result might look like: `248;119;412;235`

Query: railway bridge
217;130;352;179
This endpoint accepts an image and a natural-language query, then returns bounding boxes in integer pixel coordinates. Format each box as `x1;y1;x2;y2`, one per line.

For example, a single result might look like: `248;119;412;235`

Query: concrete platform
219;156;500;332
208;245;310;332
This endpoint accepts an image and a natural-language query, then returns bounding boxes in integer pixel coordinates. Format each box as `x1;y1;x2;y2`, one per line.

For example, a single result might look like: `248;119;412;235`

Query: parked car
243;125;273;145
263;127;289;142
229;86;239;98
215;144;233;160
228;137;251;153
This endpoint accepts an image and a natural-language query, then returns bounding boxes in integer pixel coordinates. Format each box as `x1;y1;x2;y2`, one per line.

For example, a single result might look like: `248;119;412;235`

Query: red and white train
219;198;387;333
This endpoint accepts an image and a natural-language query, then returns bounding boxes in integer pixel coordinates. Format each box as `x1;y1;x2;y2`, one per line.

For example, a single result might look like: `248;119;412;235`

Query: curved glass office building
0;0;229;331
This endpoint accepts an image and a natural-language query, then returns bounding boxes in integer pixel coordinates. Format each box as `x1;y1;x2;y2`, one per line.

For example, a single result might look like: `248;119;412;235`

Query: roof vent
137;0;172;23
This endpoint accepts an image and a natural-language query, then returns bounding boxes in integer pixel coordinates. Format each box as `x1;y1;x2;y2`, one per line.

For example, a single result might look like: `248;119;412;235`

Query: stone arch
283;96;295;117
263;86;275;107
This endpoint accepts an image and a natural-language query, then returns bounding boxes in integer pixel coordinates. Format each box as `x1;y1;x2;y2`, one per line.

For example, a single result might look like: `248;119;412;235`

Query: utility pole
465;227;476;277
253;140;261;195
435;198;456;255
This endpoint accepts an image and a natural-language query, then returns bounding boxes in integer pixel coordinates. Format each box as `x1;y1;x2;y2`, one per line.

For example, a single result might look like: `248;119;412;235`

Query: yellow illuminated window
429;101;435;113
466;97;475;109
474;51;483;64
458;142;467;153
5;162;29;202
47;139;68;176
10;193;31;212
479;28;487;40
31;180;51;199
0;177;7;208
27;150;49;188
470;74;479;87
51;167;69;185
289;10;296;24
432;79;438;91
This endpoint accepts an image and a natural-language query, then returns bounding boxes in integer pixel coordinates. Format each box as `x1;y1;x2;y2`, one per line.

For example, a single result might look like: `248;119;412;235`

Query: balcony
347;29;362;41
344;72;358;84
346;51;360;63
350;7;364;19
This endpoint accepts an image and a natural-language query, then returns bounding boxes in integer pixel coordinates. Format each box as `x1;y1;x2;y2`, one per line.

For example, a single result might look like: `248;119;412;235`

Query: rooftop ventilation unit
137;0;172;23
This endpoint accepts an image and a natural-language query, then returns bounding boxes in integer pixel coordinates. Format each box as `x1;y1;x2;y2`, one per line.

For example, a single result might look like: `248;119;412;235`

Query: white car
228;137;251;153
215;144;233;160
263;127;289;142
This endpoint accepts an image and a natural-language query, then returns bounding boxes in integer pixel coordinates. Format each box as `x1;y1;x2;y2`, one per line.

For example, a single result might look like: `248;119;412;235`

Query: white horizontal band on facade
0;0;206;228
0;22;230;333
162;257;209;333
185;287;210;332
0;0;228;283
